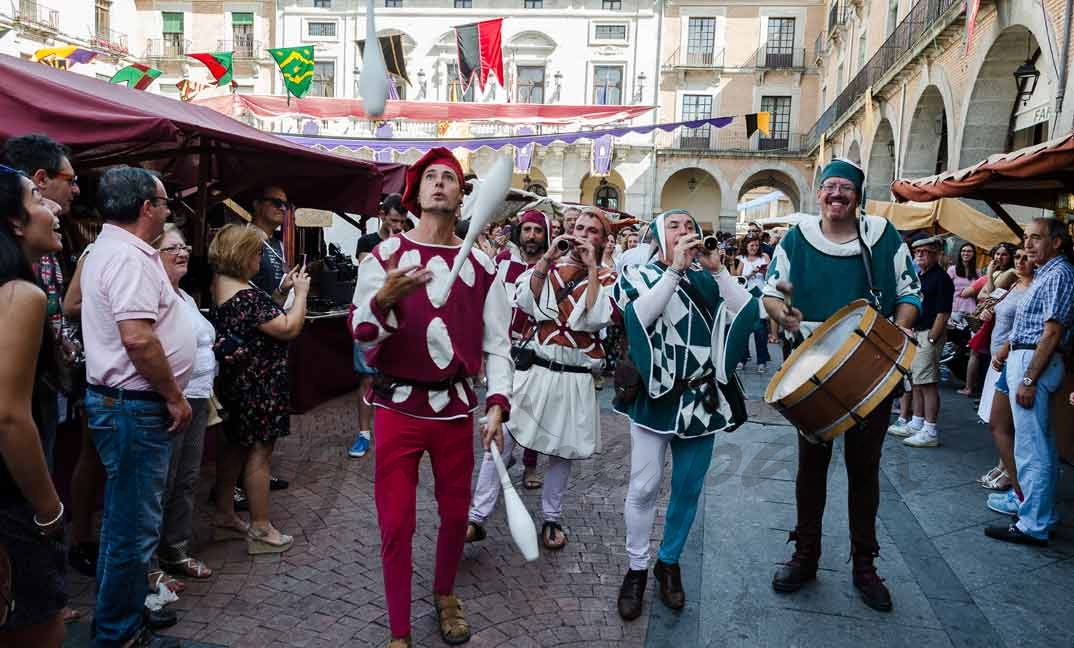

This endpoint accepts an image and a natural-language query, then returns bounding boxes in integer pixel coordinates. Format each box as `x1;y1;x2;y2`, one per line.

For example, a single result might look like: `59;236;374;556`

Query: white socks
909;416;924;430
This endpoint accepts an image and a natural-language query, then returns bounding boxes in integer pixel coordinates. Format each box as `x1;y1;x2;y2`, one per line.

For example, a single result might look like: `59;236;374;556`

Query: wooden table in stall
289;309;362;414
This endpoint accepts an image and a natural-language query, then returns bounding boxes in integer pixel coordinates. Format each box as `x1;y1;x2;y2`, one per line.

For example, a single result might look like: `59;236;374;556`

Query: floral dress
212;288;290;446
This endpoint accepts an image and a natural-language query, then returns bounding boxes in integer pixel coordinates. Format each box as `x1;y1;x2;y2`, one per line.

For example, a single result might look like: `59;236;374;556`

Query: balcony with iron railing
827;0;850;40
92;28;129;55
806;0;963;150
657;129;806;155
15;0;59;32
217;38;262;59
814;32;827;60
662;47;727;71
145;37;190;59
755;47;812;70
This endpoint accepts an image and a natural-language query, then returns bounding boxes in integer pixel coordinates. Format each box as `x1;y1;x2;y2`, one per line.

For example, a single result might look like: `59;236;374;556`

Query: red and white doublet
349;232;512;639
495;249;538;343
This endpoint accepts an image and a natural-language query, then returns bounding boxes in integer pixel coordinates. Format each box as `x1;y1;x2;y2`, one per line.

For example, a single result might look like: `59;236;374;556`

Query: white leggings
469;427;573;524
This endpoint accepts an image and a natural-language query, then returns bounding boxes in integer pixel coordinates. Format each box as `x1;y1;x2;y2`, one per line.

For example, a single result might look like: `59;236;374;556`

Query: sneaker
758;364;767;374
348;432;371;458
887;421;916;437
903;429;939;447
987;490;1020;517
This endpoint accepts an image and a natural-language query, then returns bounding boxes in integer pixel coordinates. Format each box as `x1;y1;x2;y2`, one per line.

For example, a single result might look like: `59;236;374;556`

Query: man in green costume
614;209;759;620
763;158;922;612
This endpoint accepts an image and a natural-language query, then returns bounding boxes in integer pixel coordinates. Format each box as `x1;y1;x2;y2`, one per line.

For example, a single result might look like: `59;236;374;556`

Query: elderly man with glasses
762;158;922;613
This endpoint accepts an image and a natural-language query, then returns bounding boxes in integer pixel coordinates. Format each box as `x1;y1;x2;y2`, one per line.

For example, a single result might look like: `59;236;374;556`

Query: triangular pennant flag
187;51;234;86
357;34;409;85
268;45;316;99
176;79;210;102
454;18;504;92
755;111;771;137
34;46;99;65
109;64;162;90
745;113;759;138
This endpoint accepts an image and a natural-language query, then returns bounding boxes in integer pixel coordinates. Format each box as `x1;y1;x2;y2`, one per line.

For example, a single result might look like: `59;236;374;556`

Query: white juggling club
489;441;539;562
360;0;389;117
436;154;512;303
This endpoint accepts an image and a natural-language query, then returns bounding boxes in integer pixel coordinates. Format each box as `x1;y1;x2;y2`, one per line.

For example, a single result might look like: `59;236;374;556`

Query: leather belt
1011;343;1037;351
531;356;592;374
87;384;164;403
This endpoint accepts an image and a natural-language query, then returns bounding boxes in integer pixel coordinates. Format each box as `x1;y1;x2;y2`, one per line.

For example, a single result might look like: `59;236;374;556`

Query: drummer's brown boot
617;568;648;620
852;552;892;612
772;531;819;593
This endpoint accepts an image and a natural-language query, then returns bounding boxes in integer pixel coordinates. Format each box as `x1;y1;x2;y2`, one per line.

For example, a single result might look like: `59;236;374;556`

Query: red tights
373;408;474;638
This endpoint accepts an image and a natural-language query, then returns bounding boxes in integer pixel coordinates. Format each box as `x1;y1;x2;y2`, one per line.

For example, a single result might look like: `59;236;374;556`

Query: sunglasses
259;197;292;210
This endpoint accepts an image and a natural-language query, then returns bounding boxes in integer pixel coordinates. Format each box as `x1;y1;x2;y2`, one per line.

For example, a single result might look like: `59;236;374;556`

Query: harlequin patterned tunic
349;233;512;420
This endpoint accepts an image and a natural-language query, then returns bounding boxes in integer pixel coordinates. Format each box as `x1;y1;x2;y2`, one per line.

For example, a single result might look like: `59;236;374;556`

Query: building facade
654;0;826;232
810;0;1074;208
277;0;661;216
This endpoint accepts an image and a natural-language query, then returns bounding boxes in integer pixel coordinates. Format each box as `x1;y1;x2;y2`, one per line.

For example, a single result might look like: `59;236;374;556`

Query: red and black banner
358;34;410;85
454;18;504;93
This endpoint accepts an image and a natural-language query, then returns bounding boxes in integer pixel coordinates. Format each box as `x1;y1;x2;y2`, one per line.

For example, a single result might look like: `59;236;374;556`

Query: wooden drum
764;299;917;443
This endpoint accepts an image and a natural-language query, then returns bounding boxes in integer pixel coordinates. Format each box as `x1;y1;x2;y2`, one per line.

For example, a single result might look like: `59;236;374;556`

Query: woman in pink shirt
948;242;980;317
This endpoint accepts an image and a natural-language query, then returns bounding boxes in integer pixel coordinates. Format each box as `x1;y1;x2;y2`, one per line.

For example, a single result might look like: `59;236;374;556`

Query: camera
556;239;573;253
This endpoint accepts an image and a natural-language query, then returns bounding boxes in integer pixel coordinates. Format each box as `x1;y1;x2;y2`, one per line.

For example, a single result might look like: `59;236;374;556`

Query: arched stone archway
736;169;802;212
959;26;1045;167
659;168;722;231
730;161;810;215
580;170;627;211
866;119;896;202
513;167;548;195
904;85;949;179
846;140;862;166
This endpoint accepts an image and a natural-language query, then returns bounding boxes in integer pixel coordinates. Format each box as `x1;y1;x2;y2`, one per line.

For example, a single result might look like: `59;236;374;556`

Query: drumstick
437;155;512;302
776;280;805;345
489;442;540;561
360;0;389;117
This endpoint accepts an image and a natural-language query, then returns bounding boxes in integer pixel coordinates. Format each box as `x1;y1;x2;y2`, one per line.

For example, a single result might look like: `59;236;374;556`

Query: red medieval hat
401;147;471;217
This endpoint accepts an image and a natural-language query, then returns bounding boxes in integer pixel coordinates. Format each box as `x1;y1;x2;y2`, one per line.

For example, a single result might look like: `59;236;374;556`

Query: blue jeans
86;390;173;647
751;320;771;365
1008;349;1065;540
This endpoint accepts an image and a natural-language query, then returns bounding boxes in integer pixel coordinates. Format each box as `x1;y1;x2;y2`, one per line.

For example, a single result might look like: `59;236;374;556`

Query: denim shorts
0;503;67;630
995;364;1009;395
353;342;377;376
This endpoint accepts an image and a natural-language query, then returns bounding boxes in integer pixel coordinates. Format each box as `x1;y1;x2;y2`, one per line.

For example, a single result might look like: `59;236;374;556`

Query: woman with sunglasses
0;168;67;647
976;248;1034;494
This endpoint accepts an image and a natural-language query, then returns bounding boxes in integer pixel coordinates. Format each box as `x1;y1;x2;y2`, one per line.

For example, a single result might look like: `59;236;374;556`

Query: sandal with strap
977;466;1002;486
523;466;543;490
162;556;213;579
541;521;568;551
434;594;471;646
465;521;486;544
148;570;185;594
984;470;1011;491
386;635;412;648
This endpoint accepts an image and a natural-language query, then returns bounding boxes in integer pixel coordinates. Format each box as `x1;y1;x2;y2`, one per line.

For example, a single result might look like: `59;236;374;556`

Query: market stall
865;198;1023;250
891;130;1074;461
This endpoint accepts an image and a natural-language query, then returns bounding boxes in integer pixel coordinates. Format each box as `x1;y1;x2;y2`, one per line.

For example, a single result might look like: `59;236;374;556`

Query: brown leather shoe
653;560;684;610
772;531;819;593
852;554;892;612
617;568;647;620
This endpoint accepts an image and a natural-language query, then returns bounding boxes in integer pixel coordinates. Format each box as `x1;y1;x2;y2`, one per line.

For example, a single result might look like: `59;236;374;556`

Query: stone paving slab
63;353;1074;647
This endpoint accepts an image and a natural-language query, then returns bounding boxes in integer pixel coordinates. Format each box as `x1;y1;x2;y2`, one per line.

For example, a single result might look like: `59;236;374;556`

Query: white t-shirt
180;290;218;399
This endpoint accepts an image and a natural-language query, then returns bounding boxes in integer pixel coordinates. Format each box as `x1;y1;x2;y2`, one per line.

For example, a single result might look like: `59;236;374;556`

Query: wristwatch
1022;376;1035;387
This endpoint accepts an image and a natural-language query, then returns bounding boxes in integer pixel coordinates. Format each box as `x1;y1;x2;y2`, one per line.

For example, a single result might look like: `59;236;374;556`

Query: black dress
212;288;290;447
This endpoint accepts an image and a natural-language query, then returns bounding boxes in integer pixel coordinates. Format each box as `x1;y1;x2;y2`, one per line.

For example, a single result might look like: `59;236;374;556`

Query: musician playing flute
349;147;513;648
613;209;759;620
763;158;922;612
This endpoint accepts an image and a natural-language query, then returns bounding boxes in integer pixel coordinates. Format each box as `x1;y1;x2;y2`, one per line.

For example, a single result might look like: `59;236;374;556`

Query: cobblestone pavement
64;363;1074;647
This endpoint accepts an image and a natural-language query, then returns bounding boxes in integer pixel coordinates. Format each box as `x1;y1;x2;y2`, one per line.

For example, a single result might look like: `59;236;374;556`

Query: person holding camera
612;209;757;621
736;235;773;372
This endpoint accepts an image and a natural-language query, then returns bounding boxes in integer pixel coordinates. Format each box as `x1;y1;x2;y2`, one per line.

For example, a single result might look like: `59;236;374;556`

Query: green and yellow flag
268;45;315;99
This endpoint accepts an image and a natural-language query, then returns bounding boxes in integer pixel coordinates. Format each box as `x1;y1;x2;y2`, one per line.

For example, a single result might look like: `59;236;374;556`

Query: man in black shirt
354;193;407;262
250;186;297;305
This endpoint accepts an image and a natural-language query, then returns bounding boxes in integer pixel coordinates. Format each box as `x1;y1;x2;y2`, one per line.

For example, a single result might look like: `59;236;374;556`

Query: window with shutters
679;94;713;149
516;66;545;104
446;62;475;102
161;12;184;56
308;22;336;37
592;65;623;105
454;0;472;6
232;12;254;56
686;17;716;66
314;0;331;7
764;18;795;67
385;0;402;7
759;96;792;150
594;24;627;42
524;0;543;8
602;0;622;9
95;0;110;38
310;61;335;97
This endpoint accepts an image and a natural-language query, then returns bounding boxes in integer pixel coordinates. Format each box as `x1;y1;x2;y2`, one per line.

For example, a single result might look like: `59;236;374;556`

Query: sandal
148;570;185;594
465;521;486;544
386;636;412;648
523;466;543;490
978;466;1002;486
162;556;213;579
247;526;293;555
211;517;251;542
541;521;568;551
983;470;1012;491
434;594;471;645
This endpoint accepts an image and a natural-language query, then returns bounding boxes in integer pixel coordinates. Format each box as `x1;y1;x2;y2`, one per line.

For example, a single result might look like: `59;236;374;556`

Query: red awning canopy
0;54;404;214
891;131;1074;210
195;94;654;125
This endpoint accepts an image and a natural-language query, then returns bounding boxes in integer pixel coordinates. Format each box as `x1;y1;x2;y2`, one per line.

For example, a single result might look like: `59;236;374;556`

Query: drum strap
856;218;882;308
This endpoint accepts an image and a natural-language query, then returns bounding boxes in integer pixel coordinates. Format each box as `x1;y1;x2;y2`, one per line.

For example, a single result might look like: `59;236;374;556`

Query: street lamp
687;176;698;192
553;70;562;102
634;71;646;103
1013;61;1040;105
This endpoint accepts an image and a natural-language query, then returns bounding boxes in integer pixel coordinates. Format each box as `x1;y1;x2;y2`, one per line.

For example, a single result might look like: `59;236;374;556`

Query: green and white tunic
763;214;922;336
613;263;760;438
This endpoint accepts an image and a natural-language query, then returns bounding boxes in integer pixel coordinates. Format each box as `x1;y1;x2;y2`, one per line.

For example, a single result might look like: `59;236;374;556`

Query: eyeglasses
820;182;856;194
259;197;292;210
148;197;172;208
52;171;78;186
160;244;192;256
